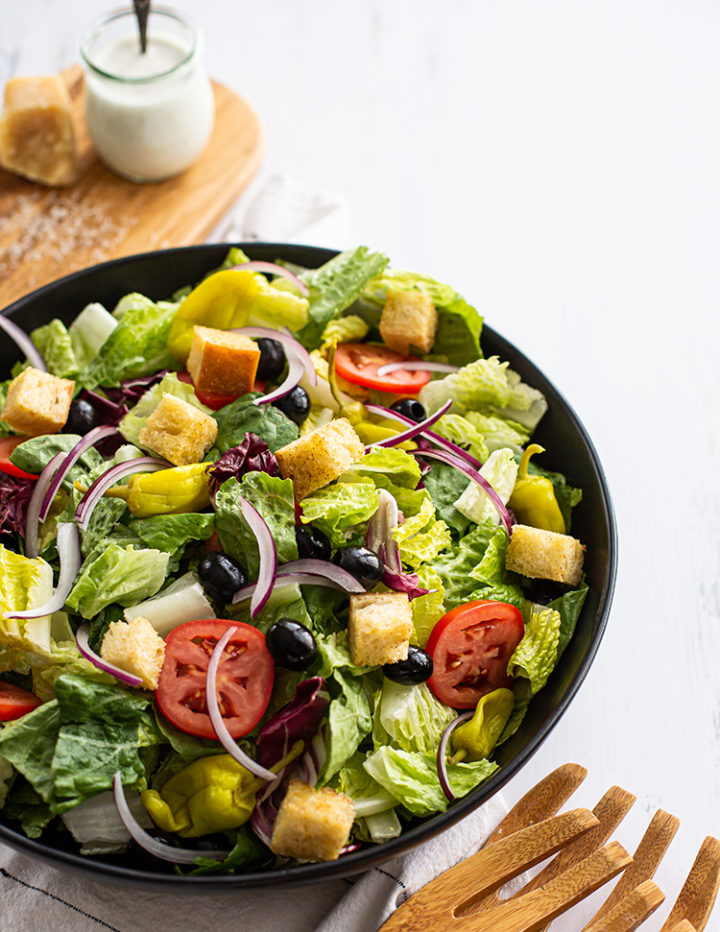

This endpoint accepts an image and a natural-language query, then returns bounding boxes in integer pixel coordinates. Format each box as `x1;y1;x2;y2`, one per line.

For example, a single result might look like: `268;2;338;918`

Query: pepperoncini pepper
105;464;211;517
141;741;304;837
508;444;565;533
450;688;515;763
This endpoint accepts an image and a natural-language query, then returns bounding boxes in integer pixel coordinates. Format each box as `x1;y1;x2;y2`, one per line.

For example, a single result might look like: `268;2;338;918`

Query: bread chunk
138;393;218;466
1;366;74;436
0;76;77;186
186;325;260;396
100;617;166;689
270;780;355;862
379;290;438;355
275;418;364;500
505;524;585;585
348;591;412;666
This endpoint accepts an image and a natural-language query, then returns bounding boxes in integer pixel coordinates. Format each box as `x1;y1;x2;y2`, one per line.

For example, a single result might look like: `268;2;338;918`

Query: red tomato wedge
426;600;525;709
0;436;37;481
177;372;266;410
155;620;274;740
0;681;42;721
334;343;432;394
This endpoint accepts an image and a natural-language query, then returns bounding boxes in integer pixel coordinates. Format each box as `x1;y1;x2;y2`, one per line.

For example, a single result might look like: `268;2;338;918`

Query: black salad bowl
0;244;617;890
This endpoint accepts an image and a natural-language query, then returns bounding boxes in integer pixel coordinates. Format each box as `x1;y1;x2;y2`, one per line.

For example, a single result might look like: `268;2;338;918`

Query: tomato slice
0;681;42;721
0;437;37;481
425;600;525;709
177;372;266;410
156;619;274;739
335;343;432;394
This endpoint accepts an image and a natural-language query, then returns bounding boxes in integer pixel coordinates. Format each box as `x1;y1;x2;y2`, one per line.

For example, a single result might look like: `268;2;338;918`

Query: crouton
100;617;166;689
138;393;218;466
379;290;438;355
275;418;364;500
0;366;74;436
270;780;355;862
505;524;585;586
348;591;412;666
186;325;260;396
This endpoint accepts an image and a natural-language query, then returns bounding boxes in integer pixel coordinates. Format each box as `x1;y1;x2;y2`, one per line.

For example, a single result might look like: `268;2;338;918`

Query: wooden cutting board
0;66;264;310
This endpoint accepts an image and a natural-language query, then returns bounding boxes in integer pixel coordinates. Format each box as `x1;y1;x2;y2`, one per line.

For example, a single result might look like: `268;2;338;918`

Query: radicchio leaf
104;371;167;406
0;473;34;537
256;676;329;767
208;432;280;497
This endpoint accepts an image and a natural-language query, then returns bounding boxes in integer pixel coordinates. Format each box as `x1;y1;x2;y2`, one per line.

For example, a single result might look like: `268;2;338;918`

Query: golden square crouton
275;418;365;500
379;290;438;355
186;325;261;396
505;524;585;586
100;617;166;689
138;393;218;466
1;366;74;436
0;76;77;186
270;780;355;862
348;591;412;666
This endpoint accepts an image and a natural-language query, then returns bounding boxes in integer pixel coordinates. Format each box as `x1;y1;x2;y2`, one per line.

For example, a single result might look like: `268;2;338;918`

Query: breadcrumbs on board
0;188;136;285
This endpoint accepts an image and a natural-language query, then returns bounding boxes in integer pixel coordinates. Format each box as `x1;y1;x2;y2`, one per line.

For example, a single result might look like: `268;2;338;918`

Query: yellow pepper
167;269;310;363
105;464;211;517
142;742;304;837
508;444;565;533
353;420;417;451
450;688;515;762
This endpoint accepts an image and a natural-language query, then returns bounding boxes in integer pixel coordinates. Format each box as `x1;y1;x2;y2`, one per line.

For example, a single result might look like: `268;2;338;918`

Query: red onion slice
437;711;474;802
75;457;167;531
366;399;452;449
413;448;513;535
235;326;316;385
232;569;365;605
39;426;119;522
76;622;143;688
206;626;276;781
364;402;482;470
253;354;305;406
7;523;81;619
229;261;310;297
239;497;277;617
377;360;460;377
0;315;46;371
24;452;64;559
112;773;231;864
279;558;367;591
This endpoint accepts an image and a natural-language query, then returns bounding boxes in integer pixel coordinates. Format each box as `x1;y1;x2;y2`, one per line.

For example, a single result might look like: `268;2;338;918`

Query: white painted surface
2;1;719;927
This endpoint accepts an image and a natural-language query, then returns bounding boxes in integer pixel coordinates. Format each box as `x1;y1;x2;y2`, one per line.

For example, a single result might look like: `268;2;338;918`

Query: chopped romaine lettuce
509;602;562;694
454;447;518;525
66;544;169;618
213;394;298;454
68;303;117;370
30;319;79;378
300;481;380;548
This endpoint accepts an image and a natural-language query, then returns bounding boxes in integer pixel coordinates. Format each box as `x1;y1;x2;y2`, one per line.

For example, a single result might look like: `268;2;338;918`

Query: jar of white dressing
80;7;214;182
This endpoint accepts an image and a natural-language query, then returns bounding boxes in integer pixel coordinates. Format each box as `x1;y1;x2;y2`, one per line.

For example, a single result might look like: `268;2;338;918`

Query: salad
0;246;587;872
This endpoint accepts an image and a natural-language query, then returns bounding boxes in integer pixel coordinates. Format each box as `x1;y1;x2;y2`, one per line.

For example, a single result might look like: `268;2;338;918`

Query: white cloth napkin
0;177;542;931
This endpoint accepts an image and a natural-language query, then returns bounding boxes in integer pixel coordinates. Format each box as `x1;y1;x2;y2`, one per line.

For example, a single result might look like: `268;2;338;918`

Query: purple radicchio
0;473;35;537
103;371;167;406
366;490;431;600
207;432;280;497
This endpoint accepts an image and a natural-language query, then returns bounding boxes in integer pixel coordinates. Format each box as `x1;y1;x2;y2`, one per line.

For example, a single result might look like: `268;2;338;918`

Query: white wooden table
2;1;719;928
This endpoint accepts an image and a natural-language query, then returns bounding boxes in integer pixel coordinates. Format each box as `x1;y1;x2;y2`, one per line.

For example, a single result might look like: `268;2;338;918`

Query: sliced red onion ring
7;523;81;619
75;457;167;531
0;315;46;371
377;360;460;377
364;402;482;470
232;568;365;605
279;558;367;591
412;448;513;535
40;426;119;522
366;399;452;450
236;326;316;385
112;772;230;864
24;452;64;559
239;497;276;617
229;261;310;297
253;353;305;406
206;626;276;781
76;622;142;688
437;711;474;802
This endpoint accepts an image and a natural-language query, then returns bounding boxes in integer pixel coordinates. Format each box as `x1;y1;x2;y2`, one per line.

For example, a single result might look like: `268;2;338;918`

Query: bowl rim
0;243;617;889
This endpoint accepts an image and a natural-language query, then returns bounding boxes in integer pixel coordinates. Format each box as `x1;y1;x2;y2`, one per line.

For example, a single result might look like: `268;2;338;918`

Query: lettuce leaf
322;668;373;782
30;320;79;378
129;513;215;562
464;411;530;455
433;414;489;463
552;583;588;657
433;521;498;609
213;394;298;454
66;544;169;618
411;564;445;646
509;602;561;694
68;303;118;370
119;373;213;447
340;447;422;490
0;546;54;655
454;448;518;525
300;482;379;548
373;681;455;755
10;434;102;484
421;463;471;536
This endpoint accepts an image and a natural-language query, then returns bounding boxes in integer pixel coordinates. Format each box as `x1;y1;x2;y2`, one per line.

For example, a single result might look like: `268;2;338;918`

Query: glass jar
80;7;214;183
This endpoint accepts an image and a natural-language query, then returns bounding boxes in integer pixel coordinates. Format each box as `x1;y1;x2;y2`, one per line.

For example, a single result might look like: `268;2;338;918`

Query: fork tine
456;842;632;932
379;808;599;931
660;836;720;931
583;809;679;928
582;880;665;931
484;763;588;846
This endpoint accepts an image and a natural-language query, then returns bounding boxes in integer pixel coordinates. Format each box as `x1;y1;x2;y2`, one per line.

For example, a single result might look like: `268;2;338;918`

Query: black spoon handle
133;0;151;54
